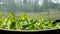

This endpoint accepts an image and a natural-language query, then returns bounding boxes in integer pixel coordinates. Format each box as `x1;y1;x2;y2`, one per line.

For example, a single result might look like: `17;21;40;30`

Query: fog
0;0;60;20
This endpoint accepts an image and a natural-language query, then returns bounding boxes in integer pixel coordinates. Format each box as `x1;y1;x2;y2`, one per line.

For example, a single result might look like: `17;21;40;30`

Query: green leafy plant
0;12;60;30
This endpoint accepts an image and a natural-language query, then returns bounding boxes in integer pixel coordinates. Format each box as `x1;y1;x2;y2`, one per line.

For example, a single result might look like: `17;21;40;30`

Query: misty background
0;0;60;20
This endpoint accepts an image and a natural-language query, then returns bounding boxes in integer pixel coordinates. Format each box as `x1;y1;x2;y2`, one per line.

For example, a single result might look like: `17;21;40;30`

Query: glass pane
0;0;8;17
0;0;60;20
0;0;60;31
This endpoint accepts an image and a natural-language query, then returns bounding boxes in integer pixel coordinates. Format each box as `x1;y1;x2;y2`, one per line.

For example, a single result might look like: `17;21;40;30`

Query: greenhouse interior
0;0;60;31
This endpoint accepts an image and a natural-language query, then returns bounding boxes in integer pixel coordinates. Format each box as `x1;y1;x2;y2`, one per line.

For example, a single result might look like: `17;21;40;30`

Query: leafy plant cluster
0;12;60;30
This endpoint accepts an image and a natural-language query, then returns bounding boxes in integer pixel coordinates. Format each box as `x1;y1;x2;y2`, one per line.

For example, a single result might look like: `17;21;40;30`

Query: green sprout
0;12;59;30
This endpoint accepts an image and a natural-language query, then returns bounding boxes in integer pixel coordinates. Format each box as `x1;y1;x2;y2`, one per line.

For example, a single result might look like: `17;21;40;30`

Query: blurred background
0;0;60;20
